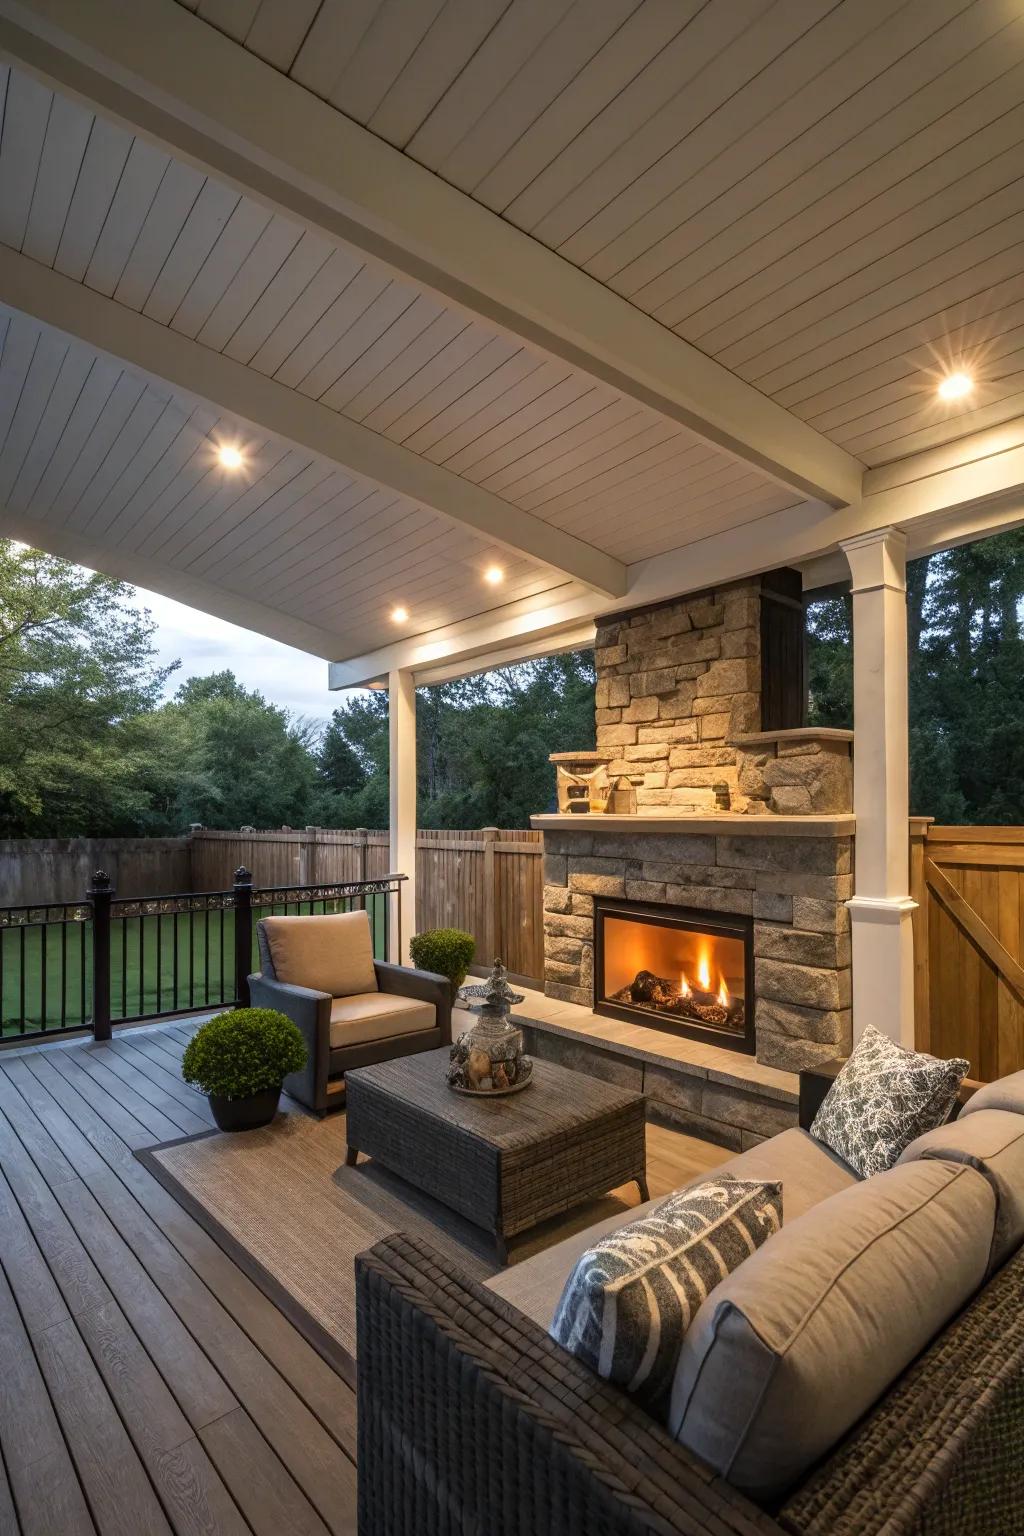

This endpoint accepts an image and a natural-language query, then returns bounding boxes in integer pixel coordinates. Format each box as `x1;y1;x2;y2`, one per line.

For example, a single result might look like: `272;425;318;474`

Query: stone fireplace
533;573;855;1074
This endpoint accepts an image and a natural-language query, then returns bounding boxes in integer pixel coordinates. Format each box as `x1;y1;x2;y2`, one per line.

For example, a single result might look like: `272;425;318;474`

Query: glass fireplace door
595;900;753;1052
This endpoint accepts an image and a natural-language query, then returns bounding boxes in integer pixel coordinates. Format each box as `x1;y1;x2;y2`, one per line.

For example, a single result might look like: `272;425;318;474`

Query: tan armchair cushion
262;911;377;998
329;992;435;1049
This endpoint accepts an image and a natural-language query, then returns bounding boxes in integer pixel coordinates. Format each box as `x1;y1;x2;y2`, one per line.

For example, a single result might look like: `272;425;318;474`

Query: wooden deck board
0;1015;730;1536
0;1021;359;1536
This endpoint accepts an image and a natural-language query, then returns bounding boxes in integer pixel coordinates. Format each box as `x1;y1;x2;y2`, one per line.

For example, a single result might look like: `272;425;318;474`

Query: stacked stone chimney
595;582;764;813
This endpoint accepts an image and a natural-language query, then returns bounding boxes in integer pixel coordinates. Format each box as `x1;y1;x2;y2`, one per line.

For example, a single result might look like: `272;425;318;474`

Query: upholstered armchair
248;910;451;1115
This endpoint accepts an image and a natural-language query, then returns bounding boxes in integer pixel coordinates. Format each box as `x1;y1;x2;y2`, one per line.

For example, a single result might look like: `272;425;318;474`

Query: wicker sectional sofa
355;1060;1024;1536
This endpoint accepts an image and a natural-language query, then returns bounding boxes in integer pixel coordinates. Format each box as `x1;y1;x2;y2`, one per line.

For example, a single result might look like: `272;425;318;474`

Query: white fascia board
0;0;862;509
412;623;597;687
0;245;626;597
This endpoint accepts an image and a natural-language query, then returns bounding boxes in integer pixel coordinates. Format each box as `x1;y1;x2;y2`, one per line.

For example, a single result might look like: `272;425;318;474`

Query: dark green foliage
808;531;1024;822
2;543;598;835
318;714;367;794
0;541;177;835
318;651;597;830
182;1008;307;1099
151;671;318;831
409;928;476;993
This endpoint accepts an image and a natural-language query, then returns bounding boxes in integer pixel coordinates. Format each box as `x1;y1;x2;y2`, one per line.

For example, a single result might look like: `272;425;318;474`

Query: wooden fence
191;827;545;985
912;823;1024;1079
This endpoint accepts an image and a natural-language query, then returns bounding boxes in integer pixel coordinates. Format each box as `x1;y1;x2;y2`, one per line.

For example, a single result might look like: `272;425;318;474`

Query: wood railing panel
189;825;544;989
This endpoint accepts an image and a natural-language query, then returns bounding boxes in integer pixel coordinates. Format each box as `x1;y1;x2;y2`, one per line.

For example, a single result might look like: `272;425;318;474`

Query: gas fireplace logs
611;968;745;1032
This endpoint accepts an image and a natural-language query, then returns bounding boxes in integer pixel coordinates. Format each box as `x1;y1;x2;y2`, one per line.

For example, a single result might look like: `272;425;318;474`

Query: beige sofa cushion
670;1159;995;1502
262;911;377;998
961;1069;1024;1119
329;992;435;1049
486;1127;855;1329
899;1108;1024;1271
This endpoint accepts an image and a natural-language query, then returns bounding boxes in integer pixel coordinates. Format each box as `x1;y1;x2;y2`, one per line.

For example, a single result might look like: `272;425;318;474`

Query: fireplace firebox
594;898;755;1053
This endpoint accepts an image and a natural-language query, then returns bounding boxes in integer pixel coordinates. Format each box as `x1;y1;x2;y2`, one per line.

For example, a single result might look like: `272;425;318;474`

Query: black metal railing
1;866;406;1042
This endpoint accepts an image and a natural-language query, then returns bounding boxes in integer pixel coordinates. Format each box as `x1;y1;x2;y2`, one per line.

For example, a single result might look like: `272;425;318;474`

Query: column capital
840;525;907;593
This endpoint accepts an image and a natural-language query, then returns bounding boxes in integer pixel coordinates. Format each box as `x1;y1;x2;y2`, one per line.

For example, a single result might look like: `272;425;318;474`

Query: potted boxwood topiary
182;1008;307;1132
409;927;476;1003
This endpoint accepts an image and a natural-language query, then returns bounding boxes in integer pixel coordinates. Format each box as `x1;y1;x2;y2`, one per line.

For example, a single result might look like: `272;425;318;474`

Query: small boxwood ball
409;927;476;992
182;1008;307;1101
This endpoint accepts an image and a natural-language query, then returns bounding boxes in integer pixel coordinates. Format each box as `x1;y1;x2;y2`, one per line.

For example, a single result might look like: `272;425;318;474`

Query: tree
155;672;318;830
310;653;597;830
0;541;176;835
807;530;1024;822
318;711;368;794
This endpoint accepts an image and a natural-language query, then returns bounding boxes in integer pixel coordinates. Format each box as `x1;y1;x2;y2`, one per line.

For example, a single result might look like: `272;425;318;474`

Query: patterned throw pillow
810;1024;969;1178
550;1177;782;1419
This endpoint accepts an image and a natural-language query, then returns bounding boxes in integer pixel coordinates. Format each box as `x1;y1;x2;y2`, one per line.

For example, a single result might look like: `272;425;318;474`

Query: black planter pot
208;1085;281;1132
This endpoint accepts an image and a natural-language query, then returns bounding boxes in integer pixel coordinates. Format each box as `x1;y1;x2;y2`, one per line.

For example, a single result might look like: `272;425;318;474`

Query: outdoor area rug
139;1108;636;1384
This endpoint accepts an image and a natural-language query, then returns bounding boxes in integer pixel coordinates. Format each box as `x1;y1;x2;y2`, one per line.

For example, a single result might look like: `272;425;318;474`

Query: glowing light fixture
937;372;973;401
391;605;409;624
484;564;504;585
217;443;245;470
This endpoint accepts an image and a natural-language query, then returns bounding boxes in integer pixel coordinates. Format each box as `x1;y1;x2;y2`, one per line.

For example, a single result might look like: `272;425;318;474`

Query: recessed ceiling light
391;605;409;623
484;565;504;585
937;372;974;401
217;443;245;470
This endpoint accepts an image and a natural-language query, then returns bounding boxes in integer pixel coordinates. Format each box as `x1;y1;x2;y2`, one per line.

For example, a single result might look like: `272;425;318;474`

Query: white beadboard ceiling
189;0;1024;470
0;57;805;657
0;304;574;654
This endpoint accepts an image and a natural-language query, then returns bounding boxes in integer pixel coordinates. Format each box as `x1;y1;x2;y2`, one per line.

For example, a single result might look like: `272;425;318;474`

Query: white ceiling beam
334;426;1024;683
0;0;863;510
0;503;344;656
0;245;626;598
329;589;600;689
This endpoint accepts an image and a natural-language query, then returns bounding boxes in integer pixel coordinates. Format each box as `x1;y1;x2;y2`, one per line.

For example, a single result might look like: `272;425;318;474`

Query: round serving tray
457;981;526;1008
449;1075;533;1098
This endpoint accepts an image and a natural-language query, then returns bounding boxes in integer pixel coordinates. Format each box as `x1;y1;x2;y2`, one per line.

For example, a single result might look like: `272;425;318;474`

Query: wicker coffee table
344;1048;647;1263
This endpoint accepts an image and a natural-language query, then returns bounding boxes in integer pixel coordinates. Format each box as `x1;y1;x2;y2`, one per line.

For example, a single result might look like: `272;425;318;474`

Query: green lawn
2;896;389;1038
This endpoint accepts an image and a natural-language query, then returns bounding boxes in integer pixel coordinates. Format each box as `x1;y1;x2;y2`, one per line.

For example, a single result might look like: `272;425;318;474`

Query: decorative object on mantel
448;959;533;1096
608;774;645;814
549;751;613;814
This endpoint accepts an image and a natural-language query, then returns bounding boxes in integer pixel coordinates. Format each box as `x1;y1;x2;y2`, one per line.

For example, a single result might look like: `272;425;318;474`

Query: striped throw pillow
550;1177;782;1419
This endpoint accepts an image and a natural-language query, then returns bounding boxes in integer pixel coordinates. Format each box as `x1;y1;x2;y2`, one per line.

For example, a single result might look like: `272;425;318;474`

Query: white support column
841;527;916;1047
388;668;416;964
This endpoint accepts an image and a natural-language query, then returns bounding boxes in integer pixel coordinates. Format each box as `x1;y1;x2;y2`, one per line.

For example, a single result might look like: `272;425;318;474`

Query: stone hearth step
482;986;800;1153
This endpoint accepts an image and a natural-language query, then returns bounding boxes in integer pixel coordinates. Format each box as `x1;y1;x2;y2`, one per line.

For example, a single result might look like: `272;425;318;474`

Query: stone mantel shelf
728;727;854;747
531;813;856;838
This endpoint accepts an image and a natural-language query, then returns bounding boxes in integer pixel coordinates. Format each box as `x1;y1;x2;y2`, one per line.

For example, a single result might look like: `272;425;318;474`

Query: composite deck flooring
0;1019;357;1536
0;1019;729;1536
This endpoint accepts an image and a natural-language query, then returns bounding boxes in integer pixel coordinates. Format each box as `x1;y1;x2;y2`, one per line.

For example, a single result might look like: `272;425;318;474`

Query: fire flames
604;913;745;1035
680;944;730;1007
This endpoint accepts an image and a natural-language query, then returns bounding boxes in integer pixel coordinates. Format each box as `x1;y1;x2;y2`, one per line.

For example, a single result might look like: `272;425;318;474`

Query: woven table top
346;1048;645;1150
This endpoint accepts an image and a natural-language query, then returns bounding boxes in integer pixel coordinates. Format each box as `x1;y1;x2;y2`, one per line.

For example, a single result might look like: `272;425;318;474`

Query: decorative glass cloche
448;959;533;1096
